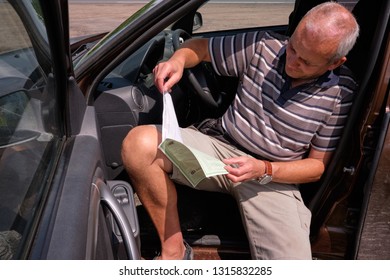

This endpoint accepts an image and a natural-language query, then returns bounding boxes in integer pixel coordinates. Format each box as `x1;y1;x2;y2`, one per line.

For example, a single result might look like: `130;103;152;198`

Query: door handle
95;178;141;260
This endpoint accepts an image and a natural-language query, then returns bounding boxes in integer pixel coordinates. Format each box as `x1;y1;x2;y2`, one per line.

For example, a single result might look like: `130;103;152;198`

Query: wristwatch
257;160;273;185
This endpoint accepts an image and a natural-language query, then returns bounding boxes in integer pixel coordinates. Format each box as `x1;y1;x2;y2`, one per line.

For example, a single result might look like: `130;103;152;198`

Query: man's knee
121;125;160;168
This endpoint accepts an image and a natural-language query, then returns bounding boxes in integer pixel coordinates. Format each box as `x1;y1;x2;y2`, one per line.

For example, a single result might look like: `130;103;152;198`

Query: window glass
193;1;357;34
194;1;295;33
0;0;62;259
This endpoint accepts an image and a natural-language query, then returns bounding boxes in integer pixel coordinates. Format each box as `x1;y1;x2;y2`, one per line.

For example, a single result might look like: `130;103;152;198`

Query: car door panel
45;135;102;259
32;104;140;259
356;110;390;259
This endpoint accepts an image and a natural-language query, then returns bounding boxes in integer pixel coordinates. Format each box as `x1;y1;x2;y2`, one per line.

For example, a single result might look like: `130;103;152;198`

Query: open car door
0;0;140;260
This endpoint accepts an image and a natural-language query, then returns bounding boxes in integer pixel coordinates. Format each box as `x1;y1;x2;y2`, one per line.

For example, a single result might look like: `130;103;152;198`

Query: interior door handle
95;178;141;260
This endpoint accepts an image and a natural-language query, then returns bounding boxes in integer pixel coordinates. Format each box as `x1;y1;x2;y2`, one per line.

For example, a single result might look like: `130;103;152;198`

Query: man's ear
328;56;347;70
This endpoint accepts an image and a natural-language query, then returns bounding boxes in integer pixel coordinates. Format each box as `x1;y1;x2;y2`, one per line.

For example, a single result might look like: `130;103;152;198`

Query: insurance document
159;93;228;187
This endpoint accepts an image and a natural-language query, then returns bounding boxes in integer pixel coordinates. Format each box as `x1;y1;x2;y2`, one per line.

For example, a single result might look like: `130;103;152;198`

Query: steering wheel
172;29;222;108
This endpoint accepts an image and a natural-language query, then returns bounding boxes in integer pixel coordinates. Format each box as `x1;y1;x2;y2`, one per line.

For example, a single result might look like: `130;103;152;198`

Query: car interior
88;0;389;259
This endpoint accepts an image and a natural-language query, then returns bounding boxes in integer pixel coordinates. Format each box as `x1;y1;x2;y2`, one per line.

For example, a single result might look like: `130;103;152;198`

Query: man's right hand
153;38;210;93
153;58;184;93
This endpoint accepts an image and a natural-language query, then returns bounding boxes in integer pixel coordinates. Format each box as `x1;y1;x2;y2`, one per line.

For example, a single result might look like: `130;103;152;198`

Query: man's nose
287;53;300;68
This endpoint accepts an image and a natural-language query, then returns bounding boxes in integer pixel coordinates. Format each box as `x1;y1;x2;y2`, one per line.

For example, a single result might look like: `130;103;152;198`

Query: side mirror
193;12;203;31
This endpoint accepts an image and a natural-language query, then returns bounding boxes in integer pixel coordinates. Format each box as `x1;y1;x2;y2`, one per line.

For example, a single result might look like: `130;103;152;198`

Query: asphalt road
0;1;293;52
69;0;295;3
67;0;357;38
69;2;294;37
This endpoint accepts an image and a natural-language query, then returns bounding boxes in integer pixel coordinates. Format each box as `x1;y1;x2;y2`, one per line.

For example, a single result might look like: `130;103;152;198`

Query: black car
0;0;389;260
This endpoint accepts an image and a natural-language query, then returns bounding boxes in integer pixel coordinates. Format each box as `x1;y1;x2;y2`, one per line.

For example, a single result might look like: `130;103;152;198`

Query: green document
159;138;228;187
159;93;228;187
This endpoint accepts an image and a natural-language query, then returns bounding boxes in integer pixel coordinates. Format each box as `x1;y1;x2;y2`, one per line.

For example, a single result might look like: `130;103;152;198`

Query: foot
154;241;194;260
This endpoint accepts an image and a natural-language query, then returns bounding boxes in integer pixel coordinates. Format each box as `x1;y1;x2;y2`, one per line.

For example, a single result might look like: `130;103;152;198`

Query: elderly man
121;2;359;259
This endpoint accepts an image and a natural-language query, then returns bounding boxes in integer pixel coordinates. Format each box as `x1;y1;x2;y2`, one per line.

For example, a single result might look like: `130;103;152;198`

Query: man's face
285;23;345;81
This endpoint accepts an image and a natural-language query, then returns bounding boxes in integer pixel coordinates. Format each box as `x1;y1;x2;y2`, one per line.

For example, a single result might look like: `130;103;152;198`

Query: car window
0;1;62;259
193;1;295;33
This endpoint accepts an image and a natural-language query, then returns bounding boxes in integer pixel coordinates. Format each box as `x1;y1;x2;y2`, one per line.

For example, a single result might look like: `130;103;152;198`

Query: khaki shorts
159;125;312;260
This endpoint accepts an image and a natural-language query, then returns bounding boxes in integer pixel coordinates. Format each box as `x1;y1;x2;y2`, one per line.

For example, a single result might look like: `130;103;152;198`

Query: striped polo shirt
209;31;358;162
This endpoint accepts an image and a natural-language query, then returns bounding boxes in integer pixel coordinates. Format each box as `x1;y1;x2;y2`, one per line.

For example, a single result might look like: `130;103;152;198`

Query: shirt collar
275;49;340;106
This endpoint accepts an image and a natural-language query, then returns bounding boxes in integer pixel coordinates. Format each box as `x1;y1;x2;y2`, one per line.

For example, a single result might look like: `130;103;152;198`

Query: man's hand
153;38;210;93
153;58;184;93
222;149;332;184
223;156;264;183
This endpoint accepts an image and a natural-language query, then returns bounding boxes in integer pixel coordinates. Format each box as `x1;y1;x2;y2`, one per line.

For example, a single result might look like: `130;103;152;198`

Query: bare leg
121;125;185;259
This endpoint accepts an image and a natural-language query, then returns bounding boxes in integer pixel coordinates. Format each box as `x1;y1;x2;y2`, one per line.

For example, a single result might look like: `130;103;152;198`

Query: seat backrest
345;0;384;82
287;0;382;83
297;0;388;205
286;0;323;37
304;0;389;223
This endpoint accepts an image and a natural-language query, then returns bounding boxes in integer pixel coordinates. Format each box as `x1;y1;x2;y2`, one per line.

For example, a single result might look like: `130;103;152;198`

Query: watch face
259;175;272;184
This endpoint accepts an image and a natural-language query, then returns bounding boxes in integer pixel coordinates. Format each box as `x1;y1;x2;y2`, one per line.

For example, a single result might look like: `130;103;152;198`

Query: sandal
153;240;194;260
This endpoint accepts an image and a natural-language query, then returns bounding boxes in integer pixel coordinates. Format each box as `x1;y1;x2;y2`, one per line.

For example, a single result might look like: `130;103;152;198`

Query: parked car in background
0;0;388;260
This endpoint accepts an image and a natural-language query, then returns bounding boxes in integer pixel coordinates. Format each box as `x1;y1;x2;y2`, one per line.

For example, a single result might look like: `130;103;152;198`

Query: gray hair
303;1;360;61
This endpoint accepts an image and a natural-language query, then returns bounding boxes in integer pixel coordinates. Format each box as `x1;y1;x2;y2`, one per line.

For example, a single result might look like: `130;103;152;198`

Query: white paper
161;92;183;143
159;92;227;187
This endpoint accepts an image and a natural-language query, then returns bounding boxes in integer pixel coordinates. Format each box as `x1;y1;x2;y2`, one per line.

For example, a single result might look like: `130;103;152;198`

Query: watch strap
263;160;272;176
257;160;273;184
